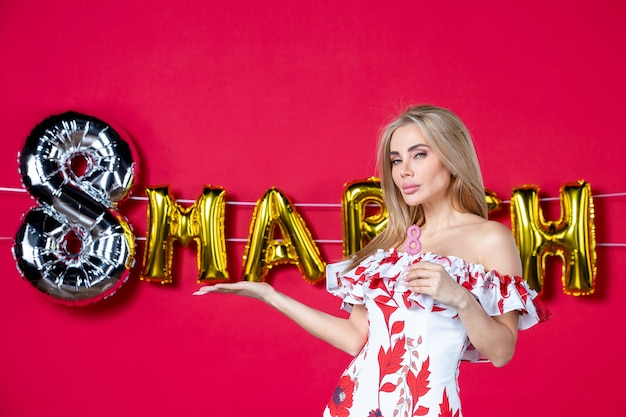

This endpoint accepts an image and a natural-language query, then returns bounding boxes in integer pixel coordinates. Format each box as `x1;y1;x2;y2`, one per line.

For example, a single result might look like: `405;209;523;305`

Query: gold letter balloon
510;180;597;296
242;188;326;283
141;186;229;284
341;177;388;257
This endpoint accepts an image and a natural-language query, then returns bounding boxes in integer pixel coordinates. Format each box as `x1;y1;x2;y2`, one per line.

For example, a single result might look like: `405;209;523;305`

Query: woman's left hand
402;261;469;309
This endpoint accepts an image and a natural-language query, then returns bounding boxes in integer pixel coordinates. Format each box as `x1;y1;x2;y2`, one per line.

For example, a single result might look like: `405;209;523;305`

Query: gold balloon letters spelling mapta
139;179;596;296
510;181;596;296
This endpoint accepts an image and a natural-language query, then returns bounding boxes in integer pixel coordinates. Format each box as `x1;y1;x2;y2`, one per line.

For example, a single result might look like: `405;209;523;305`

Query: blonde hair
345;104;487;269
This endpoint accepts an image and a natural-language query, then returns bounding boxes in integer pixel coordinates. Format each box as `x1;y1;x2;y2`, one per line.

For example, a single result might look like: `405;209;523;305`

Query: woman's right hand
193;281;276;303
195;280;368;356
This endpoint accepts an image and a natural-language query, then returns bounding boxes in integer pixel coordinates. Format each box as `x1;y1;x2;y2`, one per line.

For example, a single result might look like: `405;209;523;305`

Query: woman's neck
419;201;460;234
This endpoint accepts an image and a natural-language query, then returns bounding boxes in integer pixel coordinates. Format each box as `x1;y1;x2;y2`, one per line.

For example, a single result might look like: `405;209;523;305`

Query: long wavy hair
345;105;488;270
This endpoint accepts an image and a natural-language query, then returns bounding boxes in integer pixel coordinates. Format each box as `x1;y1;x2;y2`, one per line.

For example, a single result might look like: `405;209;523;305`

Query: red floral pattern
323;249;551;417
327;375;355;417
438;388;460;417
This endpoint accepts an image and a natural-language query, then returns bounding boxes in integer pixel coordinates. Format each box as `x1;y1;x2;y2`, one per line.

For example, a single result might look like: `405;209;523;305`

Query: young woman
194;105;550;417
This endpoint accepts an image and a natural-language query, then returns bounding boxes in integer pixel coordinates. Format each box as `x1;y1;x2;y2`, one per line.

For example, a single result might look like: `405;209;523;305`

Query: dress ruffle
326;249;551;331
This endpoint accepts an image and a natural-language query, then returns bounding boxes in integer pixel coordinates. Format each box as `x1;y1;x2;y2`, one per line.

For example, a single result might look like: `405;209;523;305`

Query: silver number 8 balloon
13;111;137;305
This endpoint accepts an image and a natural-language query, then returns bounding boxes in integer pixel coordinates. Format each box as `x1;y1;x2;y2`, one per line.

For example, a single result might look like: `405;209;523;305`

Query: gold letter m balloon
510;180;597;296
141;186;229;284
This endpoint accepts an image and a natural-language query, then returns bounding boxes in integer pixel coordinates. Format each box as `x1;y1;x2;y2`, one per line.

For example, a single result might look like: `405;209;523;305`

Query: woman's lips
402;184;420;194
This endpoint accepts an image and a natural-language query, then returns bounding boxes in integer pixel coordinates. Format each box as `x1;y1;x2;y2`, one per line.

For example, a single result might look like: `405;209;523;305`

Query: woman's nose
400;161;413;177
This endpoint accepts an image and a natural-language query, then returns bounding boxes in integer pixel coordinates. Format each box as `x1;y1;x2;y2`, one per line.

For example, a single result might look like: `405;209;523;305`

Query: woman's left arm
453;293;519;368
404;221;522;367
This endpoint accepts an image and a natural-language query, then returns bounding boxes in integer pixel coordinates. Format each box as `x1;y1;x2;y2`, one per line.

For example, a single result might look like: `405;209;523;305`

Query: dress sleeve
461;269;551;362
465;269;552;330
325;260;366;312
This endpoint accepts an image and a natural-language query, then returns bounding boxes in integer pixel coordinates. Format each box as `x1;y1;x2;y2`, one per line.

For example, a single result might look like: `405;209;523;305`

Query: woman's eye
414;152;427;159
390;159;401;165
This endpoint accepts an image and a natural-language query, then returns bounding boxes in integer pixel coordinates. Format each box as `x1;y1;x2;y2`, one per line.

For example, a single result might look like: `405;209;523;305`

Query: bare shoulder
474;220;522;276
476;220;515;246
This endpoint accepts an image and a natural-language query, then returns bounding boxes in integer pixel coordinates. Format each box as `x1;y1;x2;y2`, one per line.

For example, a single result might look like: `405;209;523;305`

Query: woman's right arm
194;282;369;356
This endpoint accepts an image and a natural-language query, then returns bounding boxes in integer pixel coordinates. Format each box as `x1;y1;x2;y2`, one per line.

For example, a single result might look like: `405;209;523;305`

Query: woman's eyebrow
389;144;430;156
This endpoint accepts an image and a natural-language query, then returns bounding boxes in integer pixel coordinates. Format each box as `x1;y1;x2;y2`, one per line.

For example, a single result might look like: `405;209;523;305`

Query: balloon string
1;185;625;245
499;191;626;203
61;236;343;243
0;186;340;207
0;235;344;243
0;186;26;193
3;185;626;204
127;197;342;208
1;236;624;246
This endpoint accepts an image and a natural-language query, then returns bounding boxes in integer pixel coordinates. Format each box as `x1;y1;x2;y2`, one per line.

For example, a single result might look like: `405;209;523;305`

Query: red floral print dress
322;249;551;417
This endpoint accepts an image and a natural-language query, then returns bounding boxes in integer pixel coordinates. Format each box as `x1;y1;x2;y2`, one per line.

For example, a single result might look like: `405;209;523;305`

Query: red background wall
1;1;625;416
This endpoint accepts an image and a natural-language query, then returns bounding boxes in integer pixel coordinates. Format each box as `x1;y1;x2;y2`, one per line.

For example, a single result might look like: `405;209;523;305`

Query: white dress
322;249;550;417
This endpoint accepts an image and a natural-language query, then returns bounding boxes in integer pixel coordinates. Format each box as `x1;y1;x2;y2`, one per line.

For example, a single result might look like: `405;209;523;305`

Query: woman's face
389;124;451;207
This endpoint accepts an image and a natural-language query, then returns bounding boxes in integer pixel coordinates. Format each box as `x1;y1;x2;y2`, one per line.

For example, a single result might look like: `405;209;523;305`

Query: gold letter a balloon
242;188;326;284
